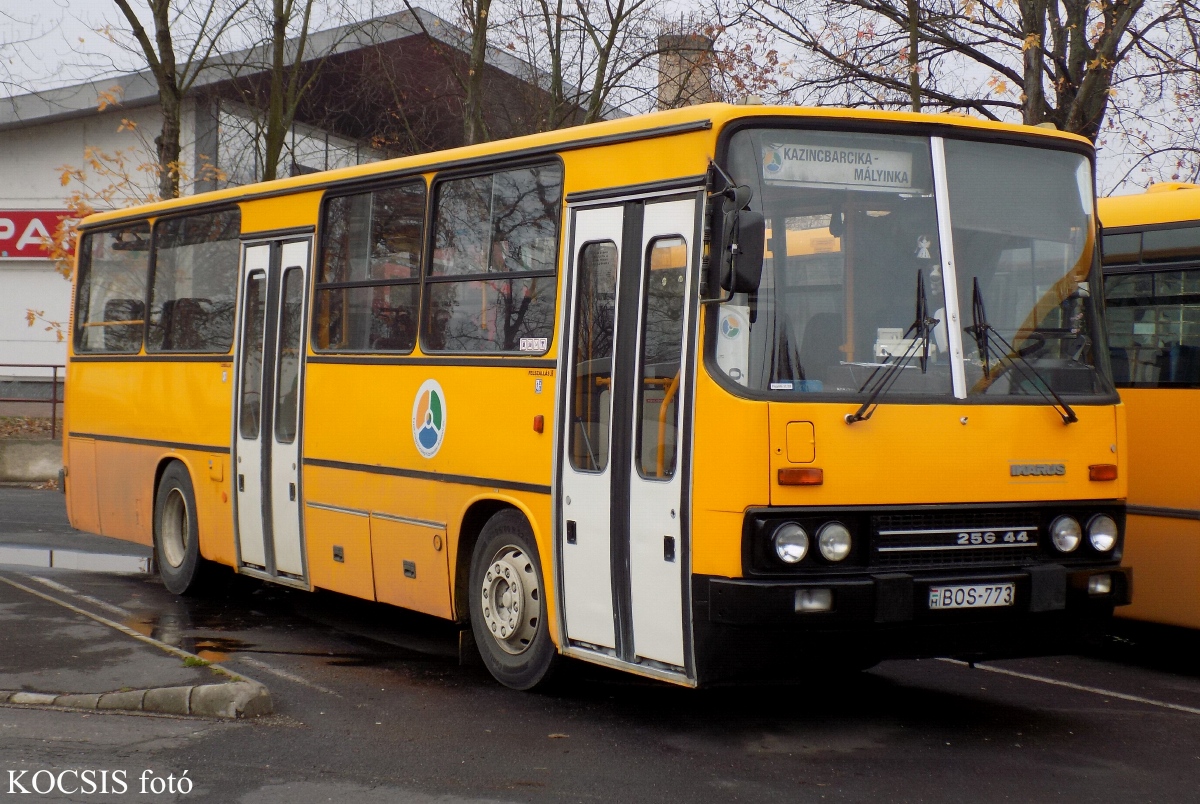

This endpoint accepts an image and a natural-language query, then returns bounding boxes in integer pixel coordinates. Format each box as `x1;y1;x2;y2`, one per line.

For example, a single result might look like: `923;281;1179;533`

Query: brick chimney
657;34;715;110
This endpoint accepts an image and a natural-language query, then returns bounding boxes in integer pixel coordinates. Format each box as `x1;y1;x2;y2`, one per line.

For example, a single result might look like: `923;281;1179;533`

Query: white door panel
627;199;694;668
560;205;624;650
235;245;270;569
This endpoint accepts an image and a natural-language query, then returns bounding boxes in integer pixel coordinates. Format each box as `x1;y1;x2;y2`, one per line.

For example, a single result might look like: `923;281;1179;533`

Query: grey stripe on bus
67;432;231;455
302;457;551;496
304;502;444;530
304;501;369;518
368;511;445;529
1126;504;1200;521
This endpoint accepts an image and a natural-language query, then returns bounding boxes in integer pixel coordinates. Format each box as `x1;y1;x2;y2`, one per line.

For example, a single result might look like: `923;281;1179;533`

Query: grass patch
183;656;210;668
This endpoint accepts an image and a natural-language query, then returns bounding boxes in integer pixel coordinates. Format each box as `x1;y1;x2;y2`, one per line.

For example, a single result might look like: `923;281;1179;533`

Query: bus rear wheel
154;462;206;596
469;510;558;690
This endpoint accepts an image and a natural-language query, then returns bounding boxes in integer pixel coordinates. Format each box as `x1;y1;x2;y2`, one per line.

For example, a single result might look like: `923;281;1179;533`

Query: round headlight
817;522;852;562
1050;516;1082;553
773;522;809;564
1088;514;1118;552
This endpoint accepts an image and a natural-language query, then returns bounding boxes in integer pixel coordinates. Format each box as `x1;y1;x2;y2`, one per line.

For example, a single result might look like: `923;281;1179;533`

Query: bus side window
1105;267;1200;387
73;223;151;354
239;271;268;438
274;267;305;443
636;236;687;480
314;182;425;353
424;163;562;353
569;241;618;472
147;209;241;353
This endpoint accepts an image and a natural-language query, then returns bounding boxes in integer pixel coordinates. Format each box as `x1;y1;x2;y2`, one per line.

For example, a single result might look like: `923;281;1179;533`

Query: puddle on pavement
191;636;255;663
75;570;463;669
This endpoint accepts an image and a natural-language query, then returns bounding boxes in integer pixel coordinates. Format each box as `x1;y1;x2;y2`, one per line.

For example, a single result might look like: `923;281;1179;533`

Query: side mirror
726;211;764;293
711;190;765;295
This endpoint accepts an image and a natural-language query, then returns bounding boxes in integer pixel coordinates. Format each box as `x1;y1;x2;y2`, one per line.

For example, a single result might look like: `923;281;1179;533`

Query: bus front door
560;195;697;677
233;237;311;583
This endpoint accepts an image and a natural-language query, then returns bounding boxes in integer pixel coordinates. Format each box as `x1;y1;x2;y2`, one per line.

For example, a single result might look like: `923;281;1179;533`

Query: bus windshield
716;127;1112;401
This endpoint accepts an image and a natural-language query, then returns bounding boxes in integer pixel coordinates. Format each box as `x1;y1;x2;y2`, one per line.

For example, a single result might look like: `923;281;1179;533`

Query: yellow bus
64;103;1130;689
1099;183;1200;628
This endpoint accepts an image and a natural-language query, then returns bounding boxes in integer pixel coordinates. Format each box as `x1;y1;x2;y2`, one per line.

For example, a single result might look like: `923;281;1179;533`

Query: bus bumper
691;565;1130;684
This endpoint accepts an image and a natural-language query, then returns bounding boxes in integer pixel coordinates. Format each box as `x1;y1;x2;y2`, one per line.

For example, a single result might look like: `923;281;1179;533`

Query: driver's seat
798;313;844;384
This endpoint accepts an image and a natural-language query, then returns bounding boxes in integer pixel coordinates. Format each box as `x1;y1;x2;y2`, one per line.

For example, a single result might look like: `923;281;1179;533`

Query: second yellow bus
1100;182;1200;628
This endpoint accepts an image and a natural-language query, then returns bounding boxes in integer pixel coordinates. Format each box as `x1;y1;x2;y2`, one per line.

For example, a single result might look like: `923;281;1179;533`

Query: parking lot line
939;658;1200;716
236;656;341;697
29;575;133;618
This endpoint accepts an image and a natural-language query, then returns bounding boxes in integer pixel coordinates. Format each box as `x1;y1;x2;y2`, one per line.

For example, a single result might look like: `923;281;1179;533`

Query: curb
0;545;151;574
0;439;62;482
0;576;273;719
0;681;272;719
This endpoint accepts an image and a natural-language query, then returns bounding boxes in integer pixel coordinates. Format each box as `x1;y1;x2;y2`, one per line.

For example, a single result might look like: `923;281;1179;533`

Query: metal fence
0;364;64;439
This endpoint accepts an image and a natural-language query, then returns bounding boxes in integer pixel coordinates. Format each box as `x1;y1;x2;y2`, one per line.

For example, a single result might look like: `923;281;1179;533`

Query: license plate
928;583;1015;610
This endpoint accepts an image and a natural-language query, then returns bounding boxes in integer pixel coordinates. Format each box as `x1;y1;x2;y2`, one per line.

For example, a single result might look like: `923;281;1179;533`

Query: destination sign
761;142;914;191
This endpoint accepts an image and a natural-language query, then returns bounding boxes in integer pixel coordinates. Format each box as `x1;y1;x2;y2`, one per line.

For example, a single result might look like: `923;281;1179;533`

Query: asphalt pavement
0;577;216;694
0;486;153;556
3;487;1200;802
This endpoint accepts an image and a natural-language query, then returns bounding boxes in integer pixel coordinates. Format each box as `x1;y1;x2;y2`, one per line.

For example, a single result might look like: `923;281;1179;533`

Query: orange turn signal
533;415;544;434
1089;463;1118;481
778;467;823;486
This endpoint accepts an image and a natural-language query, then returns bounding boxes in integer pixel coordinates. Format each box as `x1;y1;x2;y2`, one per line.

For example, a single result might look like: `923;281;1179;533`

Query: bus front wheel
153;462;205;596
469;510;558;690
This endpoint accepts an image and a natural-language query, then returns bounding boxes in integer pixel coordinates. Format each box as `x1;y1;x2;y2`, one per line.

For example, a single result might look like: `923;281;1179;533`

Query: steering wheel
1014;331;1046;358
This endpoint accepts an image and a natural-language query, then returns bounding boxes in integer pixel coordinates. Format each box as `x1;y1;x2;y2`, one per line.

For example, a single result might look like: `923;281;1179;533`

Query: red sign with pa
0;211;75;259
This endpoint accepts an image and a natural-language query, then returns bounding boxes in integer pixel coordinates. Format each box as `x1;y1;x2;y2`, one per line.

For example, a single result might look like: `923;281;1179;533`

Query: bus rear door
233;236;312;583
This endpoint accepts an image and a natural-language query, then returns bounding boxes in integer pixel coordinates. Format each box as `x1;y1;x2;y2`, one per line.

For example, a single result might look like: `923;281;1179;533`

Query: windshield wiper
846;270;939;424
965;277;1077;424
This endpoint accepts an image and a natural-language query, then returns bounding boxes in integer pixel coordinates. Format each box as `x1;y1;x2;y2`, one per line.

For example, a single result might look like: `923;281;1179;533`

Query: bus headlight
817;522;852;562
773;522;809;564
1050;516;1082;553
1088;515;1118;552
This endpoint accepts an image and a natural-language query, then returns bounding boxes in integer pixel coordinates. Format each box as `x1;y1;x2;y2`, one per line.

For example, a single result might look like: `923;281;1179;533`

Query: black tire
469;510;558;690
153;461;206;596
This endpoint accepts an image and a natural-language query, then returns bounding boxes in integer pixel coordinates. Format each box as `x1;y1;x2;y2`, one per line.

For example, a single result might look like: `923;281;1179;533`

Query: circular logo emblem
763;147;783;174
412;379;447;458
720;312;743;339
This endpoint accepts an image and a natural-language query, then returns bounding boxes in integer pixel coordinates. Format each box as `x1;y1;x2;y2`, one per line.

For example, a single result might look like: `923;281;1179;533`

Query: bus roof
81;103;1095;229
1098;183;1200;229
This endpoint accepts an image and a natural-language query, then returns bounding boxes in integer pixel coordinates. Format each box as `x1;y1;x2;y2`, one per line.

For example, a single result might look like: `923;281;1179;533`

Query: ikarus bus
63;104;1129;689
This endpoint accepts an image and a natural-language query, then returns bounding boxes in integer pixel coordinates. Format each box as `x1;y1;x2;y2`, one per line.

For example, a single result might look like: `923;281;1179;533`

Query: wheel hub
480;546;540;655
160;488;189;569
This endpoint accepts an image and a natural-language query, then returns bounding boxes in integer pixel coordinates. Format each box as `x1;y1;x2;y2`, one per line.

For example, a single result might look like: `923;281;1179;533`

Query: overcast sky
2;0;138;91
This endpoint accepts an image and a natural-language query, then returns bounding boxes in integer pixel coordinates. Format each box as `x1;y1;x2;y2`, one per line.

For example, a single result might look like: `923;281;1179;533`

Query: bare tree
502;0;742;129
461;0;493;143
110;0;248;197
739;0;1189;142
214;0;346;181
398;0;496;144
1098;0;1200;189
576;0;660;121
905;0;920;111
